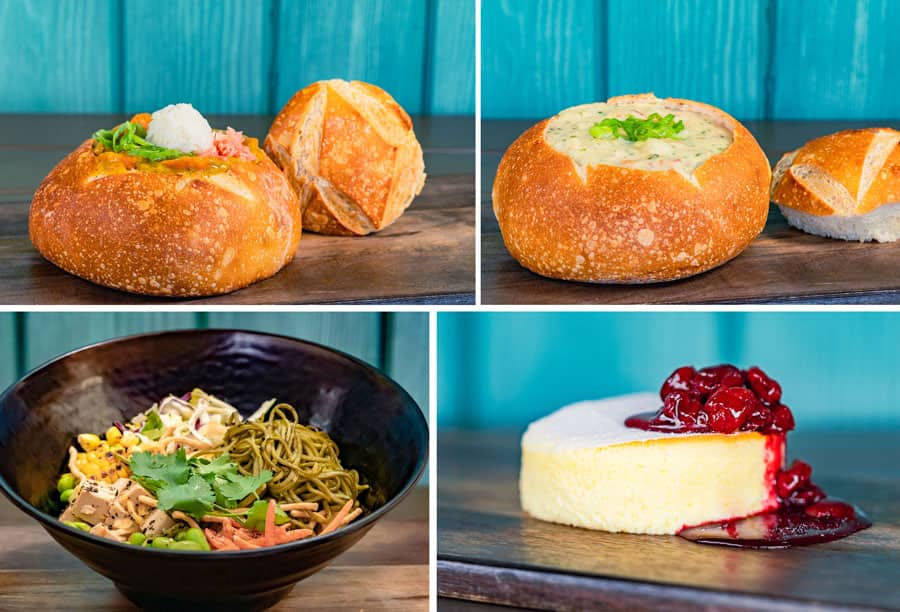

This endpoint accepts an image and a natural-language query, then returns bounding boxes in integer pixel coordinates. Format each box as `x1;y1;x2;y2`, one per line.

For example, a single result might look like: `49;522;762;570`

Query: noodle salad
53;390;366;551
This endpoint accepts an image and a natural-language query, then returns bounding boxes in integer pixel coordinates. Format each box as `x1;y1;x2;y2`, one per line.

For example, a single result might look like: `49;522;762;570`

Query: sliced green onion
589;113;685;142
92;121;191;162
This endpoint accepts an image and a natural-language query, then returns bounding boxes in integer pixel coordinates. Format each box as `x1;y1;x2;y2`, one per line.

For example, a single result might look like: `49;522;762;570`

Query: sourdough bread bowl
30;106;302;297
771;128;900;242
492;93;771;283
265;79;426;236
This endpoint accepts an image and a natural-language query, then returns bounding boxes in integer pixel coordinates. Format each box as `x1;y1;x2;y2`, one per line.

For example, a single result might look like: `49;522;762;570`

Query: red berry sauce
627;365;872;548
626;364;793;435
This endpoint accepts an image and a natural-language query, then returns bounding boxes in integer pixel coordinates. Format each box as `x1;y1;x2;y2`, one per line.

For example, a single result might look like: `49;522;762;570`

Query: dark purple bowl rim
0;327;429;559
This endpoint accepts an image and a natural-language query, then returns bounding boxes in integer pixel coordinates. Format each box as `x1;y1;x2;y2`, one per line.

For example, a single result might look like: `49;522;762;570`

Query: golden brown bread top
265;79;425;235
30;140;301;296
492;95;771;283
771;128;900;216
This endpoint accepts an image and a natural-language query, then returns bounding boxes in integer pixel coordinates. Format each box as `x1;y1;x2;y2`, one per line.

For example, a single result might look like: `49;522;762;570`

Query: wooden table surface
482;120;900;304
0;115;474;305
438;430;900;611
0;485;428;611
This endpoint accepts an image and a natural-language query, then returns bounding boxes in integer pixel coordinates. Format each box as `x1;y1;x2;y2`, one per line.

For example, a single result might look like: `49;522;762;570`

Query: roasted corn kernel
77;433;101;451
105;426;122;444
72;430;130;484
121;433;139;448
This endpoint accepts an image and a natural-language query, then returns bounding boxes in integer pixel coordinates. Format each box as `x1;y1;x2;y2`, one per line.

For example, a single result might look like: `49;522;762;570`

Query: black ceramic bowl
0;329;428;611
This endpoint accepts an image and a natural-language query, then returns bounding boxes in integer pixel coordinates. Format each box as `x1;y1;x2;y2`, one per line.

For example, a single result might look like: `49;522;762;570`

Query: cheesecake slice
520;393;785;535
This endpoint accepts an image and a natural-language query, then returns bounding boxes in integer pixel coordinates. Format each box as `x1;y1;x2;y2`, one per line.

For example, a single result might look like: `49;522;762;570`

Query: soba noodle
216;403;366;526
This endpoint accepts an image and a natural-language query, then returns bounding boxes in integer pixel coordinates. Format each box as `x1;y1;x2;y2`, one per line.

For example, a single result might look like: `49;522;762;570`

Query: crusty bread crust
265;79;426;236
771;128;900;217
492;94;771;283
30;140;302;296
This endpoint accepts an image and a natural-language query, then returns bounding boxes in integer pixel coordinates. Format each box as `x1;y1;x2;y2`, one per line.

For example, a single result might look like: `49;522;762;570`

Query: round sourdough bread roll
771;128;900;243
264;79;426;236
30;139;302;297
492;93;771;283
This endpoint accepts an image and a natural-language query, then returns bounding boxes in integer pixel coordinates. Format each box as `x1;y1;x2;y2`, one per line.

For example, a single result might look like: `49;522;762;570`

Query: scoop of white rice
778;203;900;243
146;103;214;153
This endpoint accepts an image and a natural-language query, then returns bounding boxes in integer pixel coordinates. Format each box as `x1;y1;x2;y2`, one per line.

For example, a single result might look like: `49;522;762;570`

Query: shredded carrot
321;500;353;535
204;528;238;551
235;527;258;540
234;534;260;549
130;113;152;130
199;498;359;550
262;499;277;547
277;528;314;543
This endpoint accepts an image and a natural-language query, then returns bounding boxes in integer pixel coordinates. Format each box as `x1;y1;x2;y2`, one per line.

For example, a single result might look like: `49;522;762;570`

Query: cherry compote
626;364;793;435
627;365;872;548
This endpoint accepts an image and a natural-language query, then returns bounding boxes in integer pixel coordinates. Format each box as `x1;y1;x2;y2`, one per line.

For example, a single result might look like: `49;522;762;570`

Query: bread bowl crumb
778;203;900;243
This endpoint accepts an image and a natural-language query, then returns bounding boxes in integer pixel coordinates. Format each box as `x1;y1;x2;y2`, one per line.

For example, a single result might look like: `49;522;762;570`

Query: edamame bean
150;536;175;549
57;473;76;493
63;520;90;532
169;540;204;551
179;527;210;550
59;489;74;503
128;532;146;546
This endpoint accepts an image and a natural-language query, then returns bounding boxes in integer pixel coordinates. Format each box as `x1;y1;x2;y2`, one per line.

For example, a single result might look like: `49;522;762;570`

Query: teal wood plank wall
0;0;474;115
0;312;429;422
438;312;900;430
483;0;900;120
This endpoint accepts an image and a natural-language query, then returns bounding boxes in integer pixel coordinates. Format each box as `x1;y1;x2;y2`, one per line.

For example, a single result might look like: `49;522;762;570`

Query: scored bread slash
492;93;771;284
265;79;426;236
772;127;900;242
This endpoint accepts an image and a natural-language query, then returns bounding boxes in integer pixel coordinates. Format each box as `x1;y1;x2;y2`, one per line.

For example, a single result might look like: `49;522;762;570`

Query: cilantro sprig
589;113;685;142
129;450;272;520
92;121;190;162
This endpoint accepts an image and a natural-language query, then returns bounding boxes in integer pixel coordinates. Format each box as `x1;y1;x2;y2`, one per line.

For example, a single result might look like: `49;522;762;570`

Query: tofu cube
69;479;118;525
141;509;175;537
89;523;127;542
102;500;139;534
58;504;77;524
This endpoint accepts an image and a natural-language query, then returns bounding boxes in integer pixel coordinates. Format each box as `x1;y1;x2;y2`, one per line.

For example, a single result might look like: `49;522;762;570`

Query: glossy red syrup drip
678;500;871;548
627;364;873;548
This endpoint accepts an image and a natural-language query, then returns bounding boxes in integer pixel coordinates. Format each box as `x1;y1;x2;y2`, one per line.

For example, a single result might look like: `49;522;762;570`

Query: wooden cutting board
481;120;900;305
438;430;900;610
0;115;474;305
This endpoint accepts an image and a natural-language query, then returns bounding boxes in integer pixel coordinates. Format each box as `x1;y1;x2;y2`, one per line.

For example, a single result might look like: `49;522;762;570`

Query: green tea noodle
217;403;366;526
